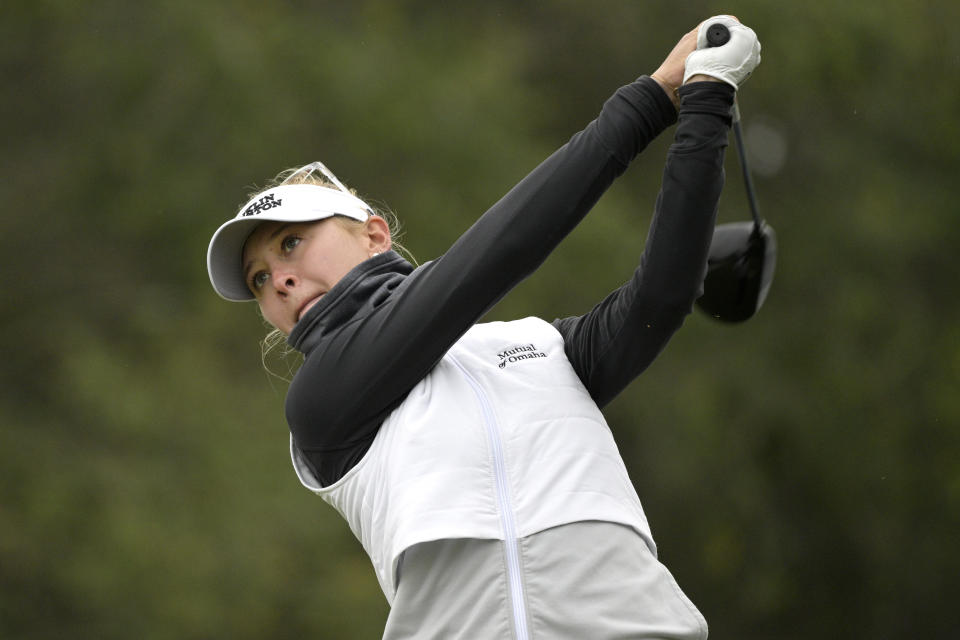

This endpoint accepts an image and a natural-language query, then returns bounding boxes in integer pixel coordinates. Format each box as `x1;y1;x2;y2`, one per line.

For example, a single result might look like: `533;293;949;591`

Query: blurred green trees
2;1;958;638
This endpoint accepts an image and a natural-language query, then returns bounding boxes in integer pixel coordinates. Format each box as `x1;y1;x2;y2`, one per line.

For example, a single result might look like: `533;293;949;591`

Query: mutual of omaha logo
242;193;283;217
497;343;547;369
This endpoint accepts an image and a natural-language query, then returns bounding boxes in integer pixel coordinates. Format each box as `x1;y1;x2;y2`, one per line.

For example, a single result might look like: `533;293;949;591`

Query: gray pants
383;521;707;639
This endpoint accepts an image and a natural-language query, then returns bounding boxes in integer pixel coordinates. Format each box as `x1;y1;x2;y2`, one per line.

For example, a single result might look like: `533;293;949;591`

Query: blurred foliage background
2;1;958;638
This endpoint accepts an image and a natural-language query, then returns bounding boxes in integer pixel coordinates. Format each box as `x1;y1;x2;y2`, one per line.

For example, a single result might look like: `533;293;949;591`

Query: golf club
695;22;777;323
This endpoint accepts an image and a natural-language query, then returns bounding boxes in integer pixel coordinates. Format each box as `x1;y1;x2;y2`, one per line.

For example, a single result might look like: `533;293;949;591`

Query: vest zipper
450;356;529;640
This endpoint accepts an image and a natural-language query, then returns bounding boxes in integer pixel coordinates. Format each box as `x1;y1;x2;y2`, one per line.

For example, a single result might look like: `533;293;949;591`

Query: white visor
206;183;372;301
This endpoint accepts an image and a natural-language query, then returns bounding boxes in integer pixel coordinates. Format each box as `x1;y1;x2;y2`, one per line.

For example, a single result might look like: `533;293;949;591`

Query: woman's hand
652;16;755;107
651;24;701;108
684;15;761;89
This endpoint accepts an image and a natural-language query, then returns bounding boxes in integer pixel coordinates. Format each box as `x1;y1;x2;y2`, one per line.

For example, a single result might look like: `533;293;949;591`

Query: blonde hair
252;163;416;381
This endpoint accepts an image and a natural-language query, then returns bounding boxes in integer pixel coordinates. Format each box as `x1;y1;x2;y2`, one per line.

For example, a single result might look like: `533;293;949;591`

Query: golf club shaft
731;103;763;230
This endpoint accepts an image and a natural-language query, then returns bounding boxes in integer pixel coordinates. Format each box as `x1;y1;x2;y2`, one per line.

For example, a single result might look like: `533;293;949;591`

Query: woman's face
242;217;387;334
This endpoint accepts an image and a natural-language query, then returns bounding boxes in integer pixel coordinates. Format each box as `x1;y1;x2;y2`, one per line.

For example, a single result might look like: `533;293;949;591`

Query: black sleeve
552;81;736;408
287;77;678;484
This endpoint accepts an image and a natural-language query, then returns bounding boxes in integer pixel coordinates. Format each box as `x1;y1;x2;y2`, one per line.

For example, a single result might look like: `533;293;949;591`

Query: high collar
287;251;413;354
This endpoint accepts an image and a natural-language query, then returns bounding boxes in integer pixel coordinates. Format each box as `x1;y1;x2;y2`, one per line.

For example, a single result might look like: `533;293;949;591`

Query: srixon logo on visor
242;193;283;217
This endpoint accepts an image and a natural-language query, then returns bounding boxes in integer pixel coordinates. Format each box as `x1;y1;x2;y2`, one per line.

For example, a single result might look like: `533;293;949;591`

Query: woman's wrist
651;73;680;109
653;72;725;110
684;74;724;84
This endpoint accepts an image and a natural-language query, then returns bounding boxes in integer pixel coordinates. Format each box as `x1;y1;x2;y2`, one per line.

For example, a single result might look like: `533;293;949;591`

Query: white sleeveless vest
290;316;656;603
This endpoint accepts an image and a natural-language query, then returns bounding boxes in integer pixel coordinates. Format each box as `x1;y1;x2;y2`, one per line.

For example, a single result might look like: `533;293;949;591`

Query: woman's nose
272;269;299;294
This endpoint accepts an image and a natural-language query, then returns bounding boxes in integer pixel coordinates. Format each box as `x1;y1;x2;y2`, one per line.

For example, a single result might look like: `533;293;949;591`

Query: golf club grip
706;23;730;47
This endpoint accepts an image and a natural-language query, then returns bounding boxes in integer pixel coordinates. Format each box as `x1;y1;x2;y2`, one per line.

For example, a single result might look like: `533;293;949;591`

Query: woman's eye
280;235;301;253
251;271;269;290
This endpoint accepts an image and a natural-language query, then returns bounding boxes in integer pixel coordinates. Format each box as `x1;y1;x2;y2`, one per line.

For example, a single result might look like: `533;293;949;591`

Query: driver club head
696;221;777;323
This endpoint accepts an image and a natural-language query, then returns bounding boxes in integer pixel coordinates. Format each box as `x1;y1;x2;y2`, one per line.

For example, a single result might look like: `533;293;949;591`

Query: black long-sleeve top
285;77;735;486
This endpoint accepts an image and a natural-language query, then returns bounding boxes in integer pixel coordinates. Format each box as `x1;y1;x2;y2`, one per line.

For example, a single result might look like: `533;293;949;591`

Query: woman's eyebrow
268;223;294;241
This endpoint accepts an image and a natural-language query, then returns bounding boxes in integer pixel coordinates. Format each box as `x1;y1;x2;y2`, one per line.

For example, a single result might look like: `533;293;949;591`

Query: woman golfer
207;16;760;639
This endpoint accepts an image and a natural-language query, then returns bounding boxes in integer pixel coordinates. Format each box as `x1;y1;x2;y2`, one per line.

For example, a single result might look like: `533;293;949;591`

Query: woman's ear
364;215;392;255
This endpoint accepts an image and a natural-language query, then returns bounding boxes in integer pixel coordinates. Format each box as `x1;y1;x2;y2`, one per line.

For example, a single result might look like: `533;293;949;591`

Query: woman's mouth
297;295;324;322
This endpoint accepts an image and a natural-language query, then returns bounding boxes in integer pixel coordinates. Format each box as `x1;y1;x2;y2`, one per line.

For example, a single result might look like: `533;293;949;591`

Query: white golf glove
684;15;761;89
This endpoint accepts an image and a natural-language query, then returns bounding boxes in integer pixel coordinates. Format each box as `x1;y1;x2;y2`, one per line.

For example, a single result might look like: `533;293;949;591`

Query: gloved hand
683;15;761;89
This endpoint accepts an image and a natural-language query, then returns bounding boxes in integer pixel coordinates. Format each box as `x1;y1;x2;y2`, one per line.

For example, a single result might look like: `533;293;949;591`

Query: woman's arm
553;80;736;408
370;76;679;370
